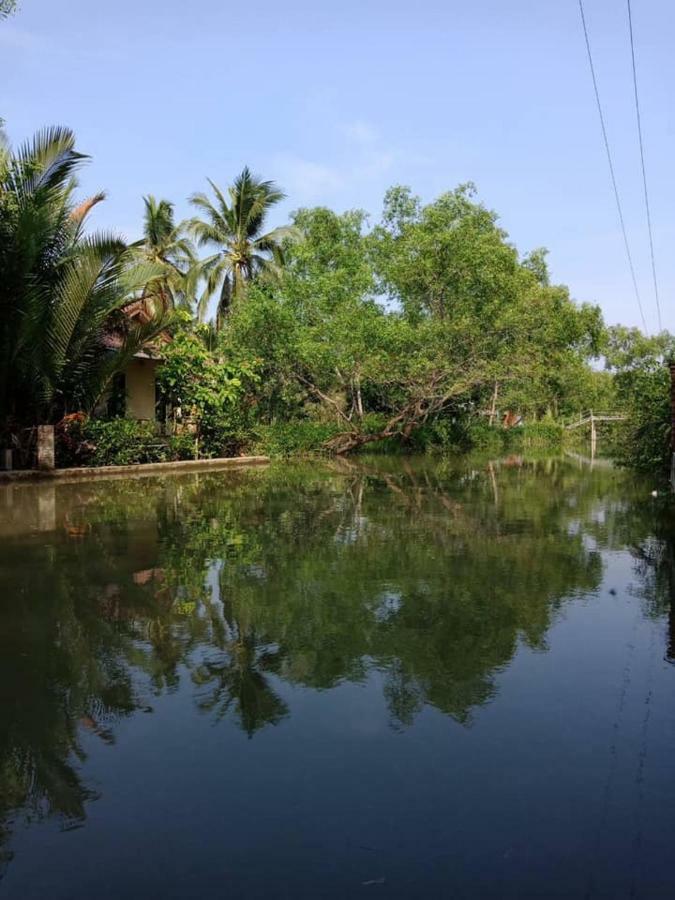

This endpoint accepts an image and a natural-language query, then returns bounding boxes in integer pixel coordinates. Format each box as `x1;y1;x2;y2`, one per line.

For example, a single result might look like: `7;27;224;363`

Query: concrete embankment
0;456;270;484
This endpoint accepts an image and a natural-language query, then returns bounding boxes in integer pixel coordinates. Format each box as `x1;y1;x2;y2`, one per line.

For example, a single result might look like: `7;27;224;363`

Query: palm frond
184;168;289;328
70;191;106;226
12;126;86;198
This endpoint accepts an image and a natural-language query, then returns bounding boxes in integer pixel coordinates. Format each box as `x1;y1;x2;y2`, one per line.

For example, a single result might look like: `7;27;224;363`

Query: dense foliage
56;416;196;467
0;127;167;450
0;122;671;469
216;190;612;454
605;327;675;473
156;327;258;457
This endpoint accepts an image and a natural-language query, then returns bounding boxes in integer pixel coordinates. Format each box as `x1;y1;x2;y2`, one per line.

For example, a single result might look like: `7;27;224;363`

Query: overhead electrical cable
577;0;648;332
627;0;662;332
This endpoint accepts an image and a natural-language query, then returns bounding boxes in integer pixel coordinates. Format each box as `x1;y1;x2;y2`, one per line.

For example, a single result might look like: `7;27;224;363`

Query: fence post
37;425;55;471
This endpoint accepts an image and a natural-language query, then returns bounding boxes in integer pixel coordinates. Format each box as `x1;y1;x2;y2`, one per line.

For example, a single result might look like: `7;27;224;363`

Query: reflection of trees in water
0;457;659;866
193;632;288;737
603;495;675;663
208;458;607;726
0;534;143;871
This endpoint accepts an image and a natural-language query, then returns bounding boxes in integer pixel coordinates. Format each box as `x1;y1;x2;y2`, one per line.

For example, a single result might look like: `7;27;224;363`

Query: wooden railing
565;411;627;430
564;410;627;455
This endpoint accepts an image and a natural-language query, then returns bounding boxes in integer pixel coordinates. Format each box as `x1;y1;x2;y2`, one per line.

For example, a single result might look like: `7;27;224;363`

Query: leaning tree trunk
324;390;447;455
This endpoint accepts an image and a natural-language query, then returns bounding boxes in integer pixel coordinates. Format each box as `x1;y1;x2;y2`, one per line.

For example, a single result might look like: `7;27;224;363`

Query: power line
627;0;663;333
577;0;648;333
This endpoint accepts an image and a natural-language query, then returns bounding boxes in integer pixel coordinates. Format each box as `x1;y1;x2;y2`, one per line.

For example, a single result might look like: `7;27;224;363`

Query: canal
1;455;674;898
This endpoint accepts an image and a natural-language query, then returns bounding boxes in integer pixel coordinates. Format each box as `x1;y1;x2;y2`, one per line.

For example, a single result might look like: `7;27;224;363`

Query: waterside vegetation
1;125;672;472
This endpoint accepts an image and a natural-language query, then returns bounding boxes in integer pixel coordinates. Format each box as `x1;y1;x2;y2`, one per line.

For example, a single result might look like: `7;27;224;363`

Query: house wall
125;359;158;420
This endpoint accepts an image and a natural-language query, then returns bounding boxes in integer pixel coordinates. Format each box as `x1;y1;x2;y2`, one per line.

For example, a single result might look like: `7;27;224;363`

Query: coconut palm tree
0;126;167;432
0;0;18;20
187;167;291;326
133;195;198;313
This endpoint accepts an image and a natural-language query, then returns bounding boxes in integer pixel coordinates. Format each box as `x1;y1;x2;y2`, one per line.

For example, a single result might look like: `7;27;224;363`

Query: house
99;300;170;422
103;352;162;421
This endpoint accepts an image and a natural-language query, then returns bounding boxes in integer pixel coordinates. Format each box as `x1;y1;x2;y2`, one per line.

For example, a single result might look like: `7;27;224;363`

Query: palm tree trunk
216;276;232;329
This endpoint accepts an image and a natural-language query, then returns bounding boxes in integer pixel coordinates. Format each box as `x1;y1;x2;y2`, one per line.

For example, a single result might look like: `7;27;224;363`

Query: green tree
372;185;607;426
372;183;522;323
156;328;258;456
605;326;675;472
187;167;291;325
227;198;602;453
227;207;480;450
0;126;167;434
134;195;198;312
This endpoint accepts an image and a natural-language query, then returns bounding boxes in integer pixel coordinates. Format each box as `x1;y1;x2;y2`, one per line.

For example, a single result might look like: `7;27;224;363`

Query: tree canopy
188;168;292;325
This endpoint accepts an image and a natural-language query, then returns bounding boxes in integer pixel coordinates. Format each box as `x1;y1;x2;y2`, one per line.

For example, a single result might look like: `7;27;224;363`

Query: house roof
101;298;172;359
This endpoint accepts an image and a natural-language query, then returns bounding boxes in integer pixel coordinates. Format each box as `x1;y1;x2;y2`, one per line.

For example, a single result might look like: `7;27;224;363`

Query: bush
506;421;564;450
56;417;199;468
194;417;252;458
156;329;258;458
403;417;564;456
83;419;169;466
253;421;342;457
464;421;505;453
167;432;199;461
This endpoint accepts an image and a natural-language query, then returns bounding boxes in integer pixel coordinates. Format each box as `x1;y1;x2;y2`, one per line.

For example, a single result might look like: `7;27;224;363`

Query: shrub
56;417;201;468
253;421;342;457
156;330;258;458
506;421;564;450
55;412;91;467
401;418;465;453
193;417;252;458
167;432;199;461
465;420;505;453
404;417;564;456
83;419;168;466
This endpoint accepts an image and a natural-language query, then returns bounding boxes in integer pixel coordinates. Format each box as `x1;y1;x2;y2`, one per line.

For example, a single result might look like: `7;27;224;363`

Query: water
1;455;675;899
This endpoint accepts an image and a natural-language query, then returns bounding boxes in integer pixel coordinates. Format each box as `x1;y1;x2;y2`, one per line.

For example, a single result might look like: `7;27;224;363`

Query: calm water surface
1;455;675;899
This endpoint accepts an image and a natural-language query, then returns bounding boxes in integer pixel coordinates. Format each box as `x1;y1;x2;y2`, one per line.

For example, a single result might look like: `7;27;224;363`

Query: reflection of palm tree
192;631;288;737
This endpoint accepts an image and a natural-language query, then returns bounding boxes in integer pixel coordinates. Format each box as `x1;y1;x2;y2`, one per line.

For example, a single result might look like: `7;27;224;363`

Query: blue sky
1;0;672;331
